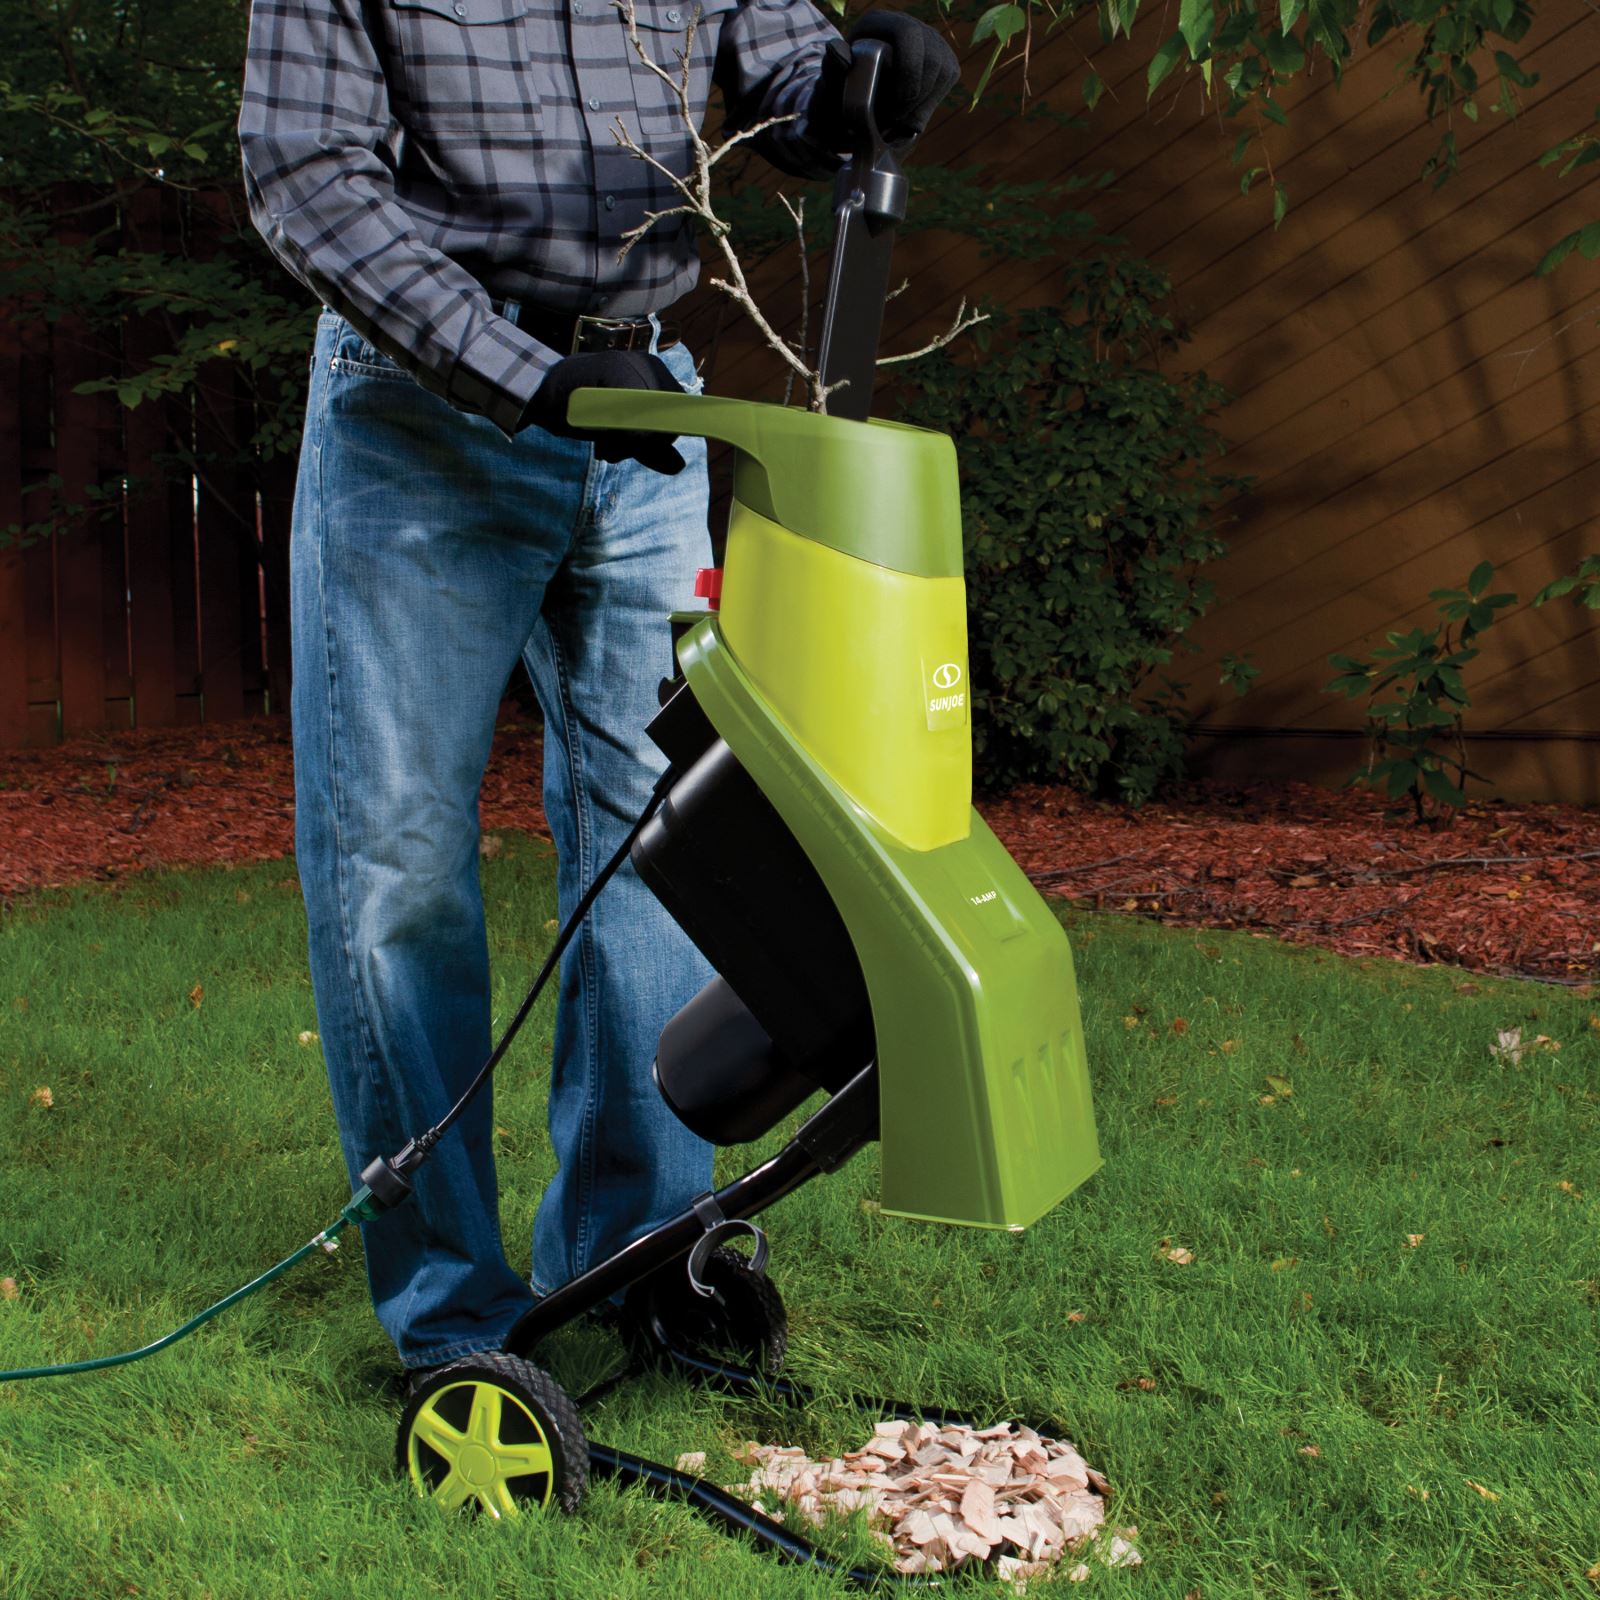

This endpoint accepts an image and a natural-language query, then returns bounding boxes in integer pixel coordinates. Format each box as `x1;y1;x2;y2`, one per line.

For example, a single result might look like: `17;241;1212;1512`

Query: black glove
519;349;687;475
808;12;961;153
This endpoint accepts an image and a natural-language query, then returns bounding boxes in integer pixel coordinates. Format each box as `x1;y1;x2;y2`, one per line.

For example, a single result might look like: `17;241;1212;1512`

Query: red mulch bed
3;716;1597;986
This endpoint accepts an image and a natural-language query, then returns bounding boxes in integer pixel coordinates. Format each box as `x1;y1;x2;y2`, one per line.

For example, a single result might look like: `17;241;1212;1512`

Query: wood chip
712;1416;1131;1586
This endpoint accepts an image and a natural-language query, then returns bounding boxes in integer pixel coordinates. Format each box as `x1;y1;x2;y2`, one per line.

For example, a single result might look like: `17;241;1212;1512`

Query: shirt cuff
447;316;559;437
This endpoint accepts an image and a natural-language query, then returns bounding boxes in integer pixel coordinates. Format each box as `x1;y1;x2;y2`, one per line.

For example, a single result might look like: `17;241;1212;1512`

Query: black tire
397;1351;588;1517
621;1245;788;1379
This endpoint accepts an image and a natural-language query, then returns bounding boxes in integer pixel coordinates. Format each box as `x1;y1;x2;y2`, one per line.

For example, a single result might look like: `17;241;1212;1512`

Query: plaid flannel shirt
239;0;843;434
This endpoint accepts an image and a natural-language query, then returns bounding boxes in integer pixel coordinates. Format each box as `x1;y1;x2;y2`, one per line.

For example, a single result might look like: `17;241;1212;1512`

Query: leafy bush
1324;560;1517;826
895;255;1246;802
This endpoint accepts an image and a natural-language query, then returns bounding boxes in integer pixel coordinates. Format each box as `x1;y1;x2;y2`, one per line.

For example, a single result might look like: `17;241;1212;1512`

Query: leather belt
494;299;679;357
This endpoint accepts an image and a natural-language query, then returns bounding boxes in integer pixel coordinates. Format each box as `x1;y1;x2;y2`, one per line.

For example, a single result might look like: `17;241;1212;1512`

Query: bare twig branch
609;0;830;404
778;193;810;408
876;298;989;366
609;0;977;406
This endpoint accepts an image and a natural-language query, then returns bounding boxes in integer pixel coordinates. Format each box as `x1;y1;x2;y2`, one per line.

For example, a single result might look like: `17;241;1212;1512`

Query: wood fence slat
0;303;26;747
20;316;58;743
50;189;114;740
258;446;296;716
122;186;180;730
194;364;248;725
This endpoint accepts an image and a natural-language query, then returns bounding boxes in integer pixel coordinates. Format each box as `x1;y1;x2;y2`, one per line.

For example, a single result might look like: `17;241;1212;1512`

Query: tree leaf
1422;766;1467;809
1147;33;1186;97
1179;0;1213;57
971;2;1027;46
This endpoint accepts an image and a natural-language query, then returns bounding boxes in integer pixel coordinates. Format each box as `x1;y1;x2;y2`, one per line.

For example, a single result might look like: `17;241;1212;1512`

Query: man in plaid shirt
239;0;956;1379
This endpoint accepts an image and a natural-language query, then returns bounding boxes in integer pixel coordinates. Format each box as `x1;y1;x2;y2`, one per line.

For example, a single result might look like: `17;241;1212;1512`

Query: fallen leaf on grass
0;1277;17;1300
1298;1445;1321;1457
1557;1180;1582;1196
478;832;505;859
1220;1039;1240;1054
1271;1257;1298;1271
296;1031;318;1047
1123;1015;1141;1030
1406;1484;1430;1500
1265;1075;1293;1097
1489;1028;1523;1065
1066;1311;1086;1323
1171;1017;1189;1035
1119;1376;1159;1392
1465;1479;1500;1501
1490;1028;1561;1066
1404;1234;1426;1249
28;1086;53;1109
1161;1244;1195;1265
675;1451;706;1474
187;983;204;1010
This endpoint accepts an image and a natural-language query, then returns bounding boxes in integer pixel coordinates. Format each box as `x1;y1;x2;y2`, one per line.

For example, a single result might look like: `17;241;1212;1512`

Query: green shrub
1325;560;1517;826
895;256;1247;802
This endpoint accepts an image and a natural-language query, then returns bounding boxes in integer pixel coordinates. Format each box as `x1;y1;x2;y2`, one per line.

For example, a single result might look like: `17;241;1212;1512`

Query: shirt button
665;6;681;19
604;194;616;211
587;95;601;111
572;1;583;10
453;2;466;13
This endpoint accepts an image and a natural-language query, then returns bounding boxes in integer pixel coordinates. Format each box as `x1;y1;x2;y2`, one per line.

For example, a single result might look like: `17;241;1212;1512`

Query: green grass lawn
1;833;1597;1599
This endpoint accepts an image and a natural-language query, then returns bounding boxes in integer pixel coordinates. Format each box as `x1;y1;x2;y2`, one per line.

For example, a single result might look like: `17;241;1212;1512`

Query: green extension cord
0;778;663;1388
0;1187;378;1384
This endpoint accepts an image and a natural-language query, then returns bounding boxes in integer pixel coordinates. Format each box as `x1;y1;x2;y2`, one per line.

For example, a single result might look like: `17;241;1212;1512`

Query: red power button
693;567;724;610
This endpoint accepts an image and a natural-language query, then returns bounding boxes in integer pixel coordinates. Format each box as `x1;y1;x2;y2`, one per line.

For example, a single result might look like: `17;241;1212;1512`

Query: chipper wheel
622;1245;789;1379
398;1352;587;1517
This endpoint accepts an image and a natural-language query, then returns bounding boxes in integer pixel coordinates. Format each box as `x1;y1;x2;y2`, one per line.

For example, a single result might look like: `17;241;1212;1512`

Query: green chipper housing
569;389;1100;1229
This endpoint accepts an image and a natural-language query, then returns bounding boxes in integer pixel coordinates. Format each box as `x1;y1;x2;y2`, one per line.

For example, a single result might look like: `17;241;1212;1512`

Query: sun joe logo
923;657;968;730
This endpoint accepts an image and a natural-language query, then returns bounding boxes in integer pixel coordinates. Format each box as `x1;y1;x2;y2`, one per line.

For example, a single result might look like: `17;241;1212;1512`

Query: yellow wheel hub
406;1380;556;1518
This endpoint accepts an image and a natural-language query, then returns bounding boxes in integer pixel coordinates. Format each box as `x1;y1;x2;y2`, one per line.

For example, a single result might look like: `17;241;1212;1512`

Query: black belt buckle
572;314;651;355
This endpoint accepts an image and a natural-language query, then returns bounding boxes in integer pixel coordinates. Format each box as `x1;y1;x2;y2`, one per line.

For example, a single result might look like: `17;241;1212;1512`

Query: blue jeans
292;309;714;1368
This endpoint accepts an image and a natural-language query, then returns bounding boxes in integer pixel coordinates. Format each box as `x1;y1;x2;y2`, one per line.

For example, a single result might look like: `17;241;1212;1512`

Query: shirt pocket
389;0;543;137
624;0;737;139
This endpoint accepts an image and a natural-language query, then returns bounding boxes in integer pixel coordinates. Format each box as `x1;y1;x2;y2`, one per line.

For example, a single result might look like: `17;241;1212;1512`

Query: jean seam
545;624;602;1280
405;1333;518;1370
314;366;399;1183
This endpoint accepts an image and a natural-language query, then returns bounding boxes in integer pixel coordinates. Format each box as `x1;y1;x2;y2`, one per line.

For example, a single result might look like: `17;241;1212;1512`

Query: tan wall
685;1;1600;802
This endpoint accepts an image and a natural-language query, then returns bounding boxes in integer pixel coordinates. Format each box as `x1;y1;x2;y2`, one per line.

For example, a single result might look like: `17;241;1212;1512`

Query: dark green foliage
1324;561;1517;827
0;0;314;527
896;256;1247;803
1532;551;1600;608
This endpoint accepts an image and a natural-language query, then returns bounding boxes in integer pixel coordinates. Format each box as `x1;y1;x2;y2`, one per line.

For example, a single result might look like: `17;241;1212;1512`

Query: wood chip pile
704;1419;1141;1585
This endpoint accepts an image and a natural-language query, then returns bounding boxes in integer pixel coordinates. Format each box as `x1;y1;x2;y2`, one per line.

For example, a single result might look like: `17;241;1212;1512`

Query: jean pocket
327;322;414;383
389;0;544;136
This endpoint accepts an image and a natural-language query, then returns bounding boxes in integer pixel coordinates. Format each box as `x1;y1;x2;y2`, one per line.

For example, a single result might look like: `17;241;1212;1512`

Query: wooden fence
681;2;1600;803
7;10;1600;803
0;188;292;750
